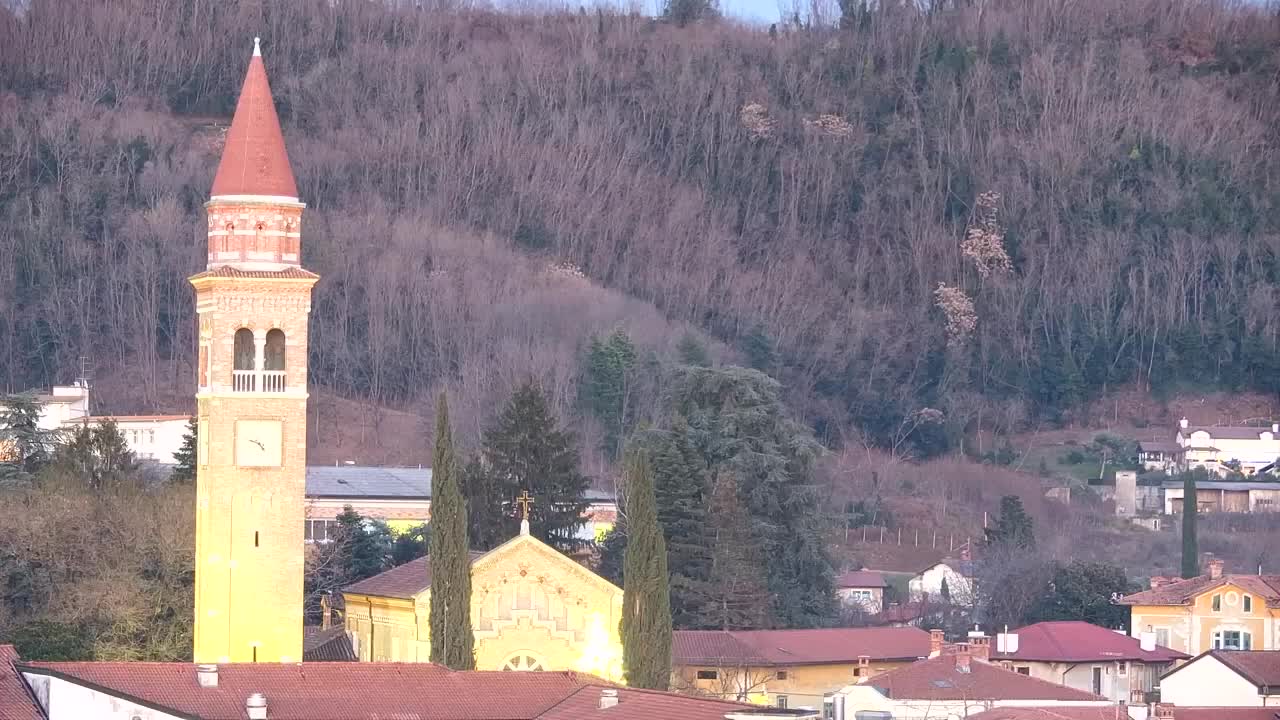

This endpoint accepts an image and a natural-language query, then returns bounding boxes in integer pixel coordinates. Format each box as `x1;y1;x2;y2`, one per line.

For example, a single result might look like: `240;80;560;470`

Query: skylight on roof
931;680;953;688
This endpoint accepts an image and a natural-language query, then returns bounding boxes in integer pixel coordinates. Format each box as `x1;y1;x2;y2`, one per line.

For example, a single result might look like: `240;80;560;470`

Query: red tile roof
836;570;887;589
673;627;931;667
343;552;489;599
1172;710;1280;720
0;646;41;720
991;621;1187;663
15;661;788;720
301;626;356;662
1166;650;1280;689
210;44;298;199
1118;574;1280;608
189;266;319;281
862;655;1105;701
967;708;1132;720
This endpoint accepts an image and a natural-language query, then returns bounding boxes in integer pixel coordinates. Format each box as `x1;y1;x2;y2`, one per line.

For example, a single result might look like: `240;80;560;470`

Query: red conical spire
210;38;298;199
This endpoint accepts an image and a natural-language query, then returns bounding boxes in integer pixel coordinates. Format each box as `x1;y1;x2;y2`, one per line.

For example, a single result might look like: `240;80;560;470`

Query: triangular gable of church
469;533;623;600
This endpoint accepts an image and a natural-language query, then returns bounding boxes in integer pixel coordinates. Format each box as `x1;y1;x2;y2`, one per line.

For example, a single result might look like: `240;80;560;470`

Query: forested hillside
2;0;1280;457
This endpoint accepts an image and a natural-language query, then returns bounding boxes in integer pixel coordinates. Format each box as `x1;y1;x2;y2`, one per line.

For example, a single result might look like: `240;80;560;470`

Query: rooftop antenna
77;355;93;425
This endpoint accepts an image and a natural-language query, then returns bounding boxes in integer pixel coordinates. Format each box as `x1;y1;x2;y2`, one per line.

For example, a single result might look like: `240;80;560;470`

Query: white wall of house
836;684;1112;720
34;384;90;431
836;587;883;613
909;564;973;604
1160;655;1269;707
104;417;189;463
1179;428;1280;475
1000;659;1160;703
21;672;188;720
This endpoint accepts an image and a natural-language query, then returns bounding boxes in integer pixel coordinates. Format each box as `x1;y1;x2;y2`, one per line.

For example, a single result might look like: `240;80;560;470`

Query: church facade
190;39;317;664
342;524;625;682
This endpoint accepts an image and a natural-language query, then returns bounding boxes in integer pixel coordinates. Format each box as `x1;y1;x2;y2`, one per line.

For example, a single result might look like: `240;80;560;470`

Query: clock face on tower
235;419;284;467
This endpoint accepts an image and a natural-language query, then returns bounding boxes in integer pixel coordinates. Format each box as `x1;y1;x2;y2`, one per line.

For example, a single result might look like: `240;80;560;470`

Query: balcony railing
232;370;288;393
261;370;287;393
233;370;256;392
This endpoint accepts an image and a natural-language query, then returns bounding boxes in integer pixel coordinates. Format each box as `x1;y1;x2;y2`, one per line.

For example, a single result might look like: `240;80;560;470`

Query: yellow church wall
342;534;625;681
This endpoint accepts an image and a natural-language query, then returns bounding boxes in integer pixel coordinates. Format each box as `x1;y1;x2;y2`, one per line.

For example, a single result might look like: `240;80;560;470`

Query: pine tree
645;417;711;627
429;393;475;669
698;471;772;629
670;365;835;628
334;506;389;582
582;329;638;458
0;393;55;484
1181;470;1199;579
621;447;672;689
676;333;710;367
984;495;1036;550
171;418;197;483
51;420;138;491
464;383;590;553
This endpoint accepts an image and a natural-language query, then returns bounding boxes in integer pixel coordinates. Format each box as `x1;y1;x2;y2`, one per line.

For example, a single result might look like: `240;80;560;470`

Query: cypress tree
429;393;475;669
1181;470;1199;579
621;447;672;689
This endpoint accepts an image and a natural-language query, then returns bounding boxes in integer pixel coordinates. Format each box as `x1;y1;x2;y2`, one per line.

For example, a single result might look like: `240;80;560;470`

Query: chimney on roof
246;693;268;720
1272;423;1278;434
1154;703;1175;720
196;664;218;688
929;629;945;658
954;649;972;674
599;688;619;710
1207;556;1225;580
857;655;870;669
969;635;991;662
321;592;332;630
1180;417;1189;430
1139;632;1157;652
1149;576;1168;590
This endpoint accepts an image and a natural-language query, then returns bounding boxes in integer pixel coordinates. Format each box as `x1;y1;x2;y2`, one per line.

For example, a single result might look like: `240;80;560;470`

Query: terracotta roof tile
13;662;787;720
189;266;319;280
1119;574;1280;607
967;707;1132;720
836;570;888;588
1203;650;1280;687
863;654;1105;701
343;552;488;599
210;47;298;199
673;627;930;666
991;621;1187;663
301;626;356;662
0;646;42;720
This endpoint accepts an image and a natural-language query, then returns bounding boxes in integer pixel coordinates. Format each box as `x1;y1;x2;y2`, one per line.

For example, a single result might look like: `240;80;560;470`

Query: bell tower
190;38;317;663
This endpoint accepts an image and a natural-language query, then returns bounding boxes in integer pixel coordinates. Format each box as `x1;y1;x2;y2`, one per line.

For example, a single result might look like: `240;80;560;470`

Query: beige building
835;570;888;613
1163;480;1280;514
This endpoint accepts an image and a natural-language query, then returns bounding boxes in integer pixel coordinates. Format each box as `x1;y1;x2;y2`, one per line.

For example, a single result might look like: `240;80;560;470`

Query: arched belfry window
234;329;255;370
265;329;286;371
233;328;256;392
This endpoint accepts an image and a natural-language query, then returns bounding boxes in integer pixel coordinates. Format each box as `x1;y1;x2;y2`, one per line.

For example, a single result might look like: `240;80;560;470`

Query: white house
1159;650;1280;707
1175;418;1280;477
67;415;190;463
987;621;1187;704
827;647;1111;720
33;382;90;430
909;559;975;605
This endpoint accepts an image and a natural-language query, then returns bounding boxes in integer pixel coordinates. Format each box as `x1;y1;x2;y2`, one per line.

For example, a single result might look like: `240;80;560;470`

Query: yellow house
1119;557;1280;655
671;626;932;709
342;521;625;682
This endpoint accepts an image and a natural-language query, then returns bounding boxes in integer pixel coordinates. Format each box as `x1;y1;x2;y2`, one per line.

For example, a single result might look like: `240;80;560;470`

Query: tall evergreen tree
464;383;590;553
1181;470;1200;578
669;365;835;628
171;418;198;483
698;470;772;629
0;393;55;484
429;393;475;669
645;417;711;627
582;329;638;458
621;447;672;689
984;495;1036;550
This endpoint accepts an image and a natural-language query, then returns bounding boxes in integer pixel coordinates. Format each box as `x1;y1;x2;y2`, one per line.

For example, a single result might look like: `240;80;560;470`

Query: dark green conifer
648;417;711;627
171;418;198;483
621;447;672;689
1181;470;1199;579
429;393;475;669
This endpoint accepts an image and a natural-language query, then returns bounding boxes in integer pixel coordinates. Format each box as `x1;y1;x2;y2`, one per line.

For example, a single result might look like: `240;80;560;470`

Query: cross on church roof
516;490;534;521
